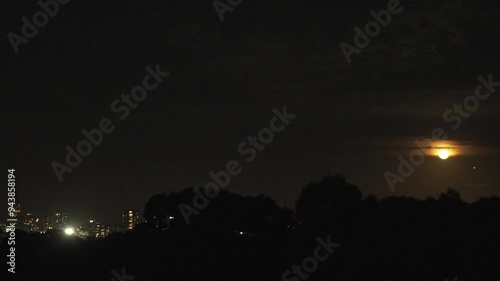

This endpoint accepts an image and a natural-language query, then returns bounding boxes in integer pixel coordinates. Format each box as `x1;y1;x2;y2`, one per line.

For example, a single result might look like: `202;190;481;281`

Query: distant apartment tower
54;212;69;229
13;203;21;218
13;203;23;228
22;212;35;232
95;223;110;238
41;216;52;232
123;210;139;230
55;213;62;229
83;220;110;238
78;219;96;237
61;212;69;227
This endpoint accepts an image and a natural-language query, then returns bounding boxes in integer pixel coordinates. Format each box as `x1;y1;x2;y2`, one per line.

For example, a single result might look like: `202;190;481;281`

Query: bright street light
64;227;75;235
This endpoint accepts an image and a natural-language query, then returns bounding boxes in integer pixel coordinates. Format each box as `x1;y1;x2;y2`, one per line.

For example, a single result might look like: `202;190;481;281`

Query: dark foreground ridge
3;175;499;280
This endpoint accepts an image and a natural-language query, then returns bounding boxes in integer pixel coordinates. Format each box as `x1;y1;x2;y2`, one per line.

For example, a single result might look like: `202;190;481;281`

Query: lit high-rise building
14;203;25;229
54;212;69;230
13;203;21;218
95;223;110;238
41;216;52;232
33;217;42;233
55;213;62;229
22;212;35;232
79;220;110;238
61;213;69;227
88;219;97;237
122;210;140;230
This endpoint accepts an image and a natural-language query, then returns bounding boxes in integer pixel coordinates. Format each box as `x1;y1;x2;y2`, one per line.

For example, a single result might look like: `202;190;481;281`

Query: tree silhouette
295;175;362;226
143;188;291;234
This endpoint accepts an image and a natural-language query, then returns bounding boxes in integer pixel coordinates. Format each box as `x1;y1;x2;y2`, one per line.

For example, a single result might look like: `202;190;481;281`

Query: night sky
3;0;500;226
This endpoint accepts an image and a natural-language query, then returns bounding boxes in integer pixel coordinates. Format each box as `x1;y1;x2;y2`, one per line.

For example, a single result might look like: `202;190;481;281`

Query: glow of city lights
64;227;75;235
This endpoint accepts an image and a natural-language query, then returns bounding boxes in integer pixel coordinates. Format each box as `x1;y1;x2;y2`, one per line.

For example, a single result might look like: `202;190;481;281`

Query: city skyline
2;203;141;233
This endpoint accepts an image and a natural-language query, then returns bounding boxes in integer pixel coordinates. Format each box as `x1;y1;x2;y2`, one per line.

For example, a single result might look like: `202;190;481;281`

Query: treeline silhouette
4;175;500;280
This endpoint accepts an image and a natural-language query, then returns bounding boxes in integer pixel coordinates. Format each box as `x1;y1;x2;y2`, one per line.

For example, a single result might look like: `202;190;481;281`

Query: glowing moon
438;149;450;160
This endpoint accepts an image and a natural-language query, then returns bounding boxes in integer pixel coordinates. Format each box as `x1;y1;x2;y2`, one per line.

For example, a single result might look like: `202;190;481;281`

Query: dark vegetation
4;175;500;280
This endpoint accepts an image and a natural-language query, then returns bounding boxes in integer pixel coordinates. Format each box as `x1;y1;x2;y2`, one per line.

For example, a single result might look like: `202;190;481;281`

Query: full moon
438;149;450;160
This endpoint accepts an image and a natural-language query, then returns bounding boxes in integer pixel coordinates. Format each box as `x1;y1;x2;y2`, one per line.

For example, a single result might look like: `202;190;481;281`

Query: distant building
13;203;24;229
54;212;70;230
41;216;52;232
78;220;110;238
123;210;140;230
79;219;97;237
54;212;63;230
54;213;62;229
94;223;110;238
33;217;42;233
22;212;35;232
13;203;21;218
61;213;69;227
